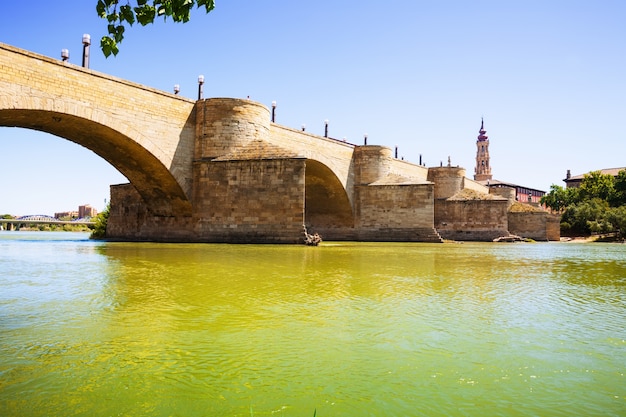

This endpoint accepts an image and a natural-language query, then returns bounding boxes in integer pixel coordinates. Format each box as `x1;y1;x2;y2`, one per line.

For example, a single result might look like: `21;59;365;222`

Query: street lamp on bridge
82;34;90;68
197;75;205;100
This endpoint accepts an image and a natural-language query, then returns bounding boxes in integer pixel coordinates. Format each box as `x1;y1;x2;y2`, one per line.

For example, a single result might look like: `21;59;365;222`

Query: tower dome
474;118;492;181
477;118;489;141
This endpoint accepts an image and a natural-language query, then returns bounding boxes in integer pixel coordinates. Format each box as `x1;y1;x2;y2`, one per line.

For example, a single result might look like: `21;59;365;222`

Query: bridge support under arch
106;159;308;243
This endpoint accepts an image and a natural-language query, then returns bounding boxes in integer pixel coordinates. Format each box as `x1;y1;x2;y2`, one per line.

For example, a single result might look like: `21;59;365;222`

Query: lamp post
174;84;180;95
271;101;276;122
82;34;91;68
61;49;69;62
197;75;204;100
324;119;329;138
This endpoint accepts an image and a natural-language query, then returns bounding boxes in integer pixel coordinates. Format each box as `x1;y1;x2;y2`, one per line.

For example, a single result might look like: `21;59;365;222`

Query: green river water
0;232;624;416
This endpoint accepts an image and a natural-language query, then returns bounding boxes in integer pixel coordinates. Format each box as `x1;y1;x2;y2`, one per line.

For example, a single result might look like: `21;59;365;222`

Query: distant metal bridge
0;215;95;230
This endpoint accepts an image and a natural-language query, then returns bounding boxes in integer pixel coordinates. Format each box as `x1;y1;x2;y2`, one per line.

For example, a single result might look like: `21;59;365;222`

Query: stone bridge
0;42;449;243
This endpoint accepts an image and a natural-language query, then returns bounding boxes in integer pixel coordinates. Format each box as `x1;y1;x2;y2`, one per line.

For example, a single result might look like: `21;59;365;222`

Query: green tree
578;170;615;202
610;169;626;207
544;170;625;238
606;206;626;239
90;204;110;239
561;198;610;236
97;0;215;57
540;184;580;212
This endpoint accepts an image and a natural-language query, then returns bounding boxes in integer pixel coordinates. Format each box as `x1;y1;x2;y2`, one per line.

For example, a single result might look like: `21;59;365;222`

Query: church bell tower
474;118;492;181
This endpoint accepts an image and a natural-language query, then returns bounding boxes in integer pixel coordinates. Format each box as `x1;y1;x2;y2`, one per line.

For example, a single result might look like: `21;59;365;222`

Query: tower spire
474;118;492;181
477;117;488;141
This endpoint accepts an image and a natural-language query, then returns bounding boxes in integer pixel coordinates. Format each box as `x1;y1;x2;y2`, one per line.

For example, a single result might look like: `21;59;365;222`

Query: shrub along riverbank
541;169;626;240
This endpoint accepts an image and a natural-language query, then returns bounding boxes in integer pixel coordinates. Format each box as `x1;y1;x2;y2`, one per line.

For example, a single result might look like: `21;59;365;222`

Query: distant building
78;204;98;218
484;180;545;204
54;211;78;219
563;167;626;188
472;119;545;203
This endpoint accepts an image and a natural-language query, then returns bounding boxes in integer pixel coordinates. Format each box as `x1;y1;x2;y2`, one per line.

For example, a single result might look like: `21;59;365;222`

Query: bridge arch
1;43;198;216
305;159;354;229
0;108;192;216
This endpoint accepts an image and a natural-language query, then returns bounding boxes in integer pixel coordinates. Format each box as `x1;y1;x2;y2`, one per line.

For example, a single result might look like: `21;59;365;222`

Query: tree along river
0;231;624;417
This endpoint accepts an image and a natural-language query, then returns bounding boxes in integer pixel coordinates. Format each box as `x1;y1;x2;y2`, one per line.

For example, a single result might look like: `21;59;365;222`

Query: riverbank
561;234;625;243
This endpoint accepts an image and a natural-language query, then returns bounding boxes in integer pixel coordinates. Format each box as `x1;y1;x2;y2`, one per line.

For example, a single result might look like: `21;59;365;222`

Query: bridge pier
107;159;307;243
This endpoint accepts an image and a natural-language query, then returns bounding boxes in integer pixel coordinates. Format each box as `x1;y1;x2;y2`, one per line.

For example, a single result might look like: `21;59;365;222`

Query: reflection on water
0;232;625;416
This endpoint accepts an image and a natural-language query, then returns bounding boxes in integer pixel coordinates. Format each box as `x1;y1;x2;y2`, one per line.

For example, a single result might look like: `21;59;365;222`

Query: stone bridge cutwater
3;42;525;243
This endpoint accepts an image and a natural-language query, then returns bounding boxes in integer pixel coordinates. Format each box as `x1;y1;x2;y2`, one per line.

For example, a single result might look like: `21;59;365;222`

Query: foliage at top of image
541;169;626;238
96;0;215;57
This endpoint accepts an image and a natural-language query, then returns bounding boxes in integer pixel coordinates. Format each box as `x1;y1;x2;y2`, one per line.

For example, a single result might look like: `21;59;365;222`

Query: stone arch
305;159;354;229
0;109;192;216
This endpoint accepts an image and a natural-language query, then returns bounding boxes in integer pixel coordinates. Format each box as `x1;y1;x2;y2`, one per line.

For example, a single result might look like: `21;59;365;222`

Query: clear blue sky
1;0;625;216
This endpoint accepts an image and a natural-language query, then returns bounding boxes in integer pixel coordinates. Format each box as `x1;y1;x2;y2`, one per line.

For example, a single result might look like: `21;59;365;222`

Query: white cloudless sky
1;0;625;216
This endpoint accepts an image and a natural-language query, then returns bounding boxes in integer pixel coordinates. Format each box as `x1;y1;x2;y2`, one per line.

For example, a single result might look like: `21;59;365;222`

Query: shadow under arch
0;109;192;216
305;159;354;231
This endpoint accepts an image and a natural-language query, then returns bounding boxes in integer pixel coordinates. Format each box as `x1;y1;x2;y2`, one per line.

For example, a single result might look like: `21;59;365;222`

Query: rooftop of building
477;179;546;194
564;167;626;182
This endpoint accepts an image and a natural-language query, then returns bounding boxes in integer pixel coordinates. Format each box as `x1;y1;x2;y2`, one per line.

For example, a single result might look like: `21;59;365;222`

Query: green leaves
100;36;119;58
134;4;157;25
97;0;215;57
579;170;615;202
120;4;135;24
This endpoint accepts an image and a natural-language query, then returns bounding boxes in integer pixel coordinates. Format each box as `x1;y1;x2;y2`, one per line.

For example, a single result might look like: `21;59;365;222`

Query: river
0;231;624;416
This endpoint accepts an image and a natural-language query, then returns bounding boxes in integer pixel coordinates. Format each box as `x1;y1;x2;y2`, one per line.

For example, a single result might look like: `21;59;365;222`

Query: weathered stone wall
427;167;466;199
546;214;561;241
463;178;489;194
107;184;195;241
436;199;509;241
388;158;430;182
195;98;270;160
354;184;440;241
353;146;393;185
356;184;434;228
108;159;306;243
490;186;516;203
193;158;306;243
508;212;561;241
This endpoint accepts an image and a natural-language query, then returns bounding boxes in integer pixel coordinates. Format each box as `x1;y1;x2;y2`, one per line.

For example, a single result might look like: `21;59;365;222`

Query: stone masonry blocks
195;98;270;160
